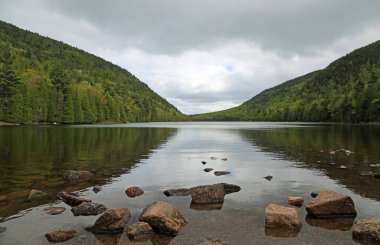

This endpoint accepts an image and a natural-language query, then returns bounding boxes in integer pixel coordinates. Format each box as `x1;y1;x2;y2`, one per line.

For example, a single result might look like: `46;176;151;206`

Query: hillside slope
0;21;183;124
191;41;380;122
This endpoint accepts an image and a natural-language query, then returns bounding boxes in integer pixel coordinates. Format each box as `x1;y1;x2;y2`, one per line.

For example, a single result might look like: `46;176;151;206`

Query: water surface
1;122;380;244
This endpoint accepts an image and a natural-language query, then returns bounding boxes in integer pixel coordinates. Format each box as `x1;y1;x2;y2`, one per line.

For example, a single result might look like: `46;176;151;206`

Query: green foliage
0;21;184;124
191;41;380;123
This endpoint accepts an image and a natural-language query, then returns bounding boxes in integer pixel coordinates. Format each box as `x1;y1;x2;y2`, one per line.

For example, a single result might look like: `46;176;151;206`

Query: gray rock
164;188;191;197
92;186;102;193
214;171;231;176
71;202;107;216
43;207;66;215
221;183;241;194
352;217;380;242
204;168;214;172
263;175;273;181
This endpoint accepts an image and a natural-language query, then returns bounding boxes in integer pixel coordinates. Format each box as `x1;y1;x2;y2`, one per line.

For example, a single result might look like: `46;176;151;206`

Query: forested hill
0;21;184;124
191;40;380;123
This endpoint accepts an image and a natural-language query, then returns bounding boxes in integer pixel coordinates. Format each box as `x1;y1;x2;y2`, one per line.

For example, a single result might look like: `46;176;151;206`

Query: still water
0;122;380;244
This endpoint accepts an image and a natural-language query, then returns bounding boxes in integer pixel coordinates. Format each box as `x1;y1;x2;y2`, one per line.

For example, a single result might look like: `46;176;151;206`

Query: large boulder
126;222;154;241
352;217;380;242
164;188;191;197
45;229;76;243
63;170;94;183
125;187;144;198
71;202;107;216
139;201;187;236
28;189;47;201
190;183;225;204
265;204;302;231
43;207;66;215
57;192;91;206
86;208;131;234
306;192;357;218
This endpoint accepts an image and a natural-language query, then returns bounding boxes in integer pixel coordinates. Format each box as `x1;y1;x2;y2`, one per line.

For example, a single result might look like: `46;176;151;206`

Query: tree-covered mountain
0;21;184;124
191;41;380;123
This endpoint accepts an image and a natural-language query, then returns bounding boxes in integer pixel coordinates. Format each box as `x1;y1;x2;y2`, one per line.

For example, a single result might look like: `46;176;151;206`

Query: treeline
0;21;184;124
191;40;380;123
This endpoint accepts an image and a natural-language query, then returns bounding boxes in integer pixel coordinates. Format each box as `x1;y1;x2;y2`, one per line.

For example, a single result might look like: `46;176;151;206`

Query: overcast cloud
1;0;380;114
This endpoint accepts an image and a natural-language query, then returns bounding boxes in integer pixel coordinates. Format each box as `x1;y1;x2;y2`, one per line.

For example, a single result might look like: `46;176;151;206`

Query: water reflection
0;126;176;219
238;124;380;201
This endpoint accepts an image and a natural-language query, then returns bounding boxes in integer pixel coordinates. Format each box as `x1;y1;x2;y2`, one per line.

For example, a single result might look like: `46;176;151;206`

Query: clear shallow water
1;122;380;244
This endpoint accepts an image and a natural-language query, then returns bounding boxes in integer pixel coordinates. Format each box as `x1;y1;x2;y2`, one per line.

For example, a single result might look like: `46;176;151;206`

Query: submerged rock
58;192;91;206
204;168;214;172
310;190;337;198
126;222;154;241
164;188;191;197
125;187;144;198
198;237;230;245
45;229;76;243
92;185;102;193
190;202;223;211
287;196;304;206
63;170;94;183
221;158;227;161
306;192;356;218
306;216;355;231
28;189;48;202
201;161;207;165
71;202;107;216
0;227;6;233
210;157;217;160
190;183;225;204
352;217;380;242
44;207;66;215
86;208;131;234
139;201;187;236
263;175;273;181
265;204;302;233
214;171;231;176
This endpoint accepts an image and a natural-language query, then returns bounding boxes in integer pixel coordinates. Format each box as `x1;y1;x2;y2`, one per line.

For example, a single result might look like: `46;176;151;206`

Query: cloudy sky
1;0;380;114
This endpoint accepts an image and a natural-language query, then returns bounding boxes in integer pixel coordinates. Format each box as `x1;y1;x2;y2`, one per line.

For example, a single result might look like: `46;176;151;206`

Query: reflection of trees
238;125;380;201
0;126;176;219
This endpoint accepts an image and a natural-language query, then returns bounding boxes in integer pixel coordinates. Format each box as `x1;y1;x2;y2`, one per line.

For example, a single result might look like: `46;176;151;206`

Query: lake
1;122;380;244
